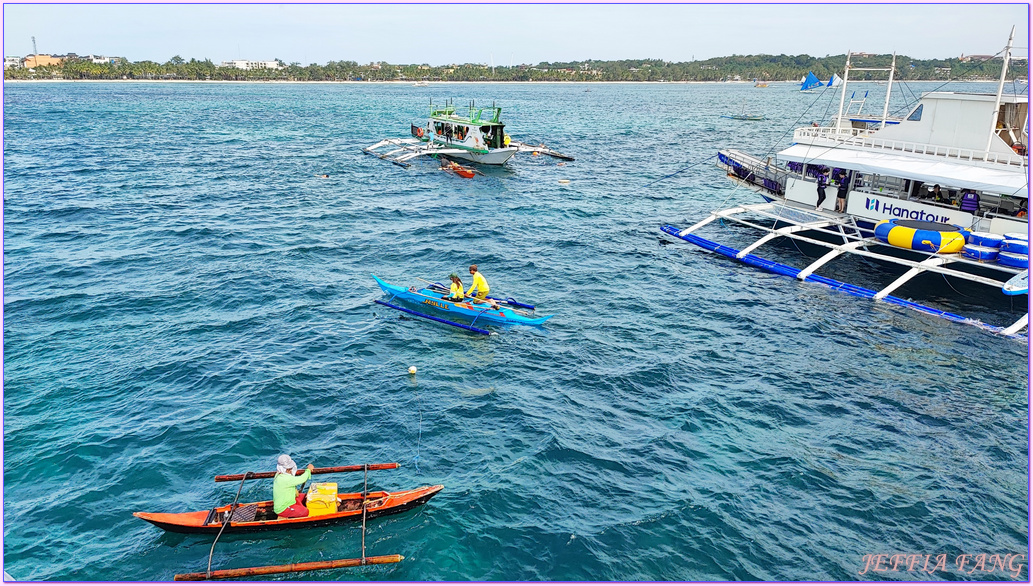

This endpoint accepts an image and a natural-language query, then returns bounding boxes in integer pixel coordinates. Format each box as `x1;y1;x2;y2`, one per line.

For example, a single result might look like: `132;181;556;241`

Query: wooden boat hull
373;275;552;326
134;485;442;534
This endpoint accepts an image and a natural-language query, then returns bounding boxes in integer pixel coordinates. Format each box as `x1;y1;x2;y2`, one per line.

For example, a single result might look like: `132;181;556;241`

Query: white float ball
408;366;417;375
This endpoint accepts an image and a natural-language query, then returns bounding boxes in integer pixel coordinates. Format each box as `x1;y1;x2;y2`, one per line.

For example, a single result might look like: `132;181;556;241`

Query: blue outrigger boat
372;275;552;335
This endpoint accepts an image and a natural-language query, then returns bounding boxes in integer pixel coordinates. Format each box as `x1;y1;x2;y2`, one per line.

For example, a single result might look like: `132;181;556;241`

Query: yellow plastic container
307;482;338;517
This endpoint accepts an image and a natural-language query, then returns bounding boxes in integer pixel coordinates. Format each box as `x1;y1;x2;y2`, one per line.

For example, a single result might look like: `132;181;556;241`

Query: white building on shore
220;60;282;70
4;56;22;70
86;55;121;65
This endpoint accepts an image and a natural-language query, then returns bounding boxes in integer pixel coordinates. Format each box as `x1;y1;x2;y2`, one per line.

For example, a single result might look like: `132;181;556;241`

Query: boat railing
794;127;1029;167
984;210;1029;223
718;150;787;196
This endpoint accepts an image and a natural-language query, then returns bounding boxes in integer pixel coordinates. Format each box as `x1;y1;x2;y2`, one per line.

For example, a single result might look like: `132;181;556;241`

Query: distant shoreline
3;79;1003;84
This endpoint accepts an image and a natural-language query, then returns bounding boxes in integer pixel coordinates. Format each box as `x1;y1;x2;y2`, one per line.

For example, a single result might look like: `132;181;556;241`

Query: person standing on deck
815;169;828;210
466;265;500;309
835;170;850;213
959;190;981;213
273;455;314;519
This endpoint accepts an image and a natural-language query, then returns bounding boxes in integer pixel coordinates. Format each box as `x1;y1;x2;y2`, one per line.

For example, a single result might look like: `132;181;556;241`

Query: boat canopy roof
779;143;1029;198
430;104;503;126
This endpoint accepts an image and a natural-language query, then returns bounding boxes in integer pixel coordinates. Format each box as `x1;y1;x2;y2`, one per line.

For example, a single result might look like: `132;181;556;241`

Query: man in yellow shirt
466;265;500;309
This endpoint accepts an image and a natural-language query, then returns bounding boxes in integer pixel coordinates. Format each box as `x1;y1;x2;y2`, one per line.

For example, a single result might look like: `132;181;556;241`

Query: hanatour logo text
865;197;952;222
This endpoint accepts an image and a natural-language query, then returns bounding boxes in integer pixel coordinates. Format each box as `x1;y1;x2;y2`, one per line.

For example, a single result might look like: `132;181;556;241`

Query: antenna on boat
880;53;896;130
835;51;851;134
986;25;1016;159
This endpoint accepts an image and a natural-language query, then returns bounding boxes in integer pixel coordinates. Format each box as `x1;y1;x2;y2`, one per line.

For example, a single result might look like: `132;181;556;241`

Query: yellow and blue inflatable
874;219;971;254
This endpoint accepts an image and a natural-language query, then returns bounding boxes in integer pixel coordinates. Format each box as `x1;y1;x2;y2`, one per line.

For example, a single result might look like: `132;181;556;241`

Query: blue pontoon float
661;202;1028;338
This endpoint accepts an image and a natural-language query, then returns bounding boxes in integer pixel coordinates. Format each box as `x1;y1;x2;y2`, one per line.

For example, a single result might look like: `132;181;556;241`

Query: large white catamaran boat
364;100;573;167
664;28;1029;337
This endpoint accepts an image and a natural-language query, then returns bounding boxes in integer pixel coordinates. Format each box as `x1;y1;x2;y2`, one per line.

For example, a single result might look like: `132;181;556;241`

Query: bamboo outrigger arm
214;463;399;483
508;140;575;161
1002;314;1029;336
174;554;404;581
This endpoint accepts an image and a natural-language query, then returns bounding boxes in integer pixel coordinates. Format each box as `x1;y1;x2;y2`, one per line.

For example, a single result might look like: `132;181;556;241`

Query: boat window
906;104;923;122
481;125;499;149
454;125;468;141
852;173;909;198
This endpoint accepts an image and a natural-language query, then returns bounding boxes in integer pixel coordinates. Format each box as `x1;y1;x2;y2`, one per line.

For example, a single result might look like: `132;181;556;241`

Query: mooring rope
206;471;253;579
412;384;423;475
641;155;717;189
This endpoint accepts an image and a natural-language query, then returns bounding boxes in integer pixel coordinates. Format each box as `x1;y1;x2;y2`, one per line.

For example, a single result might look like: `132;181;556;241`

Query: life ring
416;127;425;138
1001;239;1029;255
873;219;970;254
962;244;999;262
966;231;1004;248
997;252;1029;269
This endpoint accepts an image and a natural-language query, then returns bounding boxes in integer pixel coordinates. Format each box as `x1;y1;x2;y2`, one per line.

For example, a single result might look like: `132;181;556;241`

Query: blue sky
3;3;1029;65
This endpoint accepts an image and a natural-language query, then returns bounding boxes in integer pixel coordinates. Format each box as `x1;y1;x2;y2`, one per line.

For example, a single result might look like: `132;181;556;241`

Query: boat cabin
878;92;1029;157
767;89;1030;234
411;102;508;154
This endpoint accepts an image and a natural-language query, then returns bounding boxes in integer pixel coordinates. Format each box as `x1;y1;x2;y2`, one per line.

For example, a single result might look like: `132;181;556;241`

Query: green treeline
4;53;1027;82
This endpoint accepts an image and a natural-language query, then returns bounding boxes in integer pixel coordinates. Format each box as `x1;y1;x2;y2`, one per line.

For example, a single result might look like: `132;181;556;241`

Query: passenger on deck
835;170;850;212
1016;200;1028;219
815;169;828;210
466;265;500;309
959;190;981;213
931;184;944;202
273;455;314;519
443;273;465;301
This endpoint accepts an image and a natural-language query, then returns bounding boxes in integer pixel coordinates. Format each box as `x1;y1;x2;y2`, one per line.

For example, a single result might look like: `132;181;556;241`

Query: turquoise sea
3;81;1029;581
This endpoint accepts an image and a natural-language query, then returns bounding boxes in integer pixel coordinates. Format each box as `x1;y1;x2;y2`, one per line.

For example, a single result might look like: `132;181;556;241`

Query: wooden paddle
214;463;399;483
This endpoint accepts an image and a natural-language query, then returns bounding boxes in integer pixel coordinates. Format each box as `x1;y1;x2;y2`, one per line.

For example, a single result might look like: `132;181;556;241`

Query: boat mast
986;25;1016;159
834;51;852;133
880;53;896;130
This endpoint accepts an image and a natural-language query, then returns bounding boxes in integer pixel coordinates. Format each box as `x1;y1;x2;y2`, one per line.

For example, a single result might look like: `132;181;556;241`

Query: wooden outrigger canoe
441;159;476;178
134;485;443;535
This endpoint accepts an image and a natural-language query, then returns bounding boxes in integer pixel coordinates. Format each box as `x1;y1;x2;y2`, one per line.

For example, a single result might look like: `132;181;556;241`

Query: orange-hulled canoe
134;485;442;534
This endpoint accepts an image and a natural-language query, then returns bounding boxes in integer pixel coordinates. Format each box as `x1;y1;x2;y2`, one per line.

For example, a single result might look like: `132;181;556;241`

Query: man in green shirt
273;454;314;518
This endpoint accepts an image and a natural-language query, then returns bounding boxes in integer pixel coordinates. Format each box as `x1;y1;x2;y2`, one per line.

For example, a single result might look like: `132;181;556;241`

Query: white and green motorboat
364;100;573;167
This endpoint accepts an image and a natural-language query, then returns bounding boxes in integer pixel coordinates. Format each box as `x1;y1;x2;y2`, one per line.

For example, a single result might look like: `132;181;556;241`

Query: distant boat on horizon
800;71;822;92
721;98;766;121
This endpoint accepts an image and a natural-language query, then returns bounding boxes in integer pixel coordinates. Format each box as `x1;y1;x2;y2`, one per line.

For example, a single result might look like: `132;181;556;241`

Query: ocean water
3;80;1029;581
